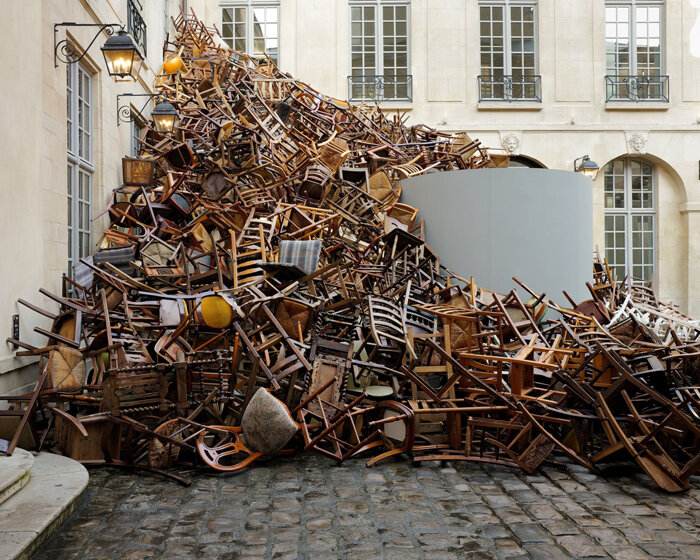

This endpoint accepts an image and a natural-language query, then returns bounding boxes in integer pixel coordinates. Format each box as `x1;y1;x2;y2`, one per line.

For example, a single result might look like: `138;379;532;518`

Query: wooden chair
354;296;409;370
101;363;170;418
294;376;375;463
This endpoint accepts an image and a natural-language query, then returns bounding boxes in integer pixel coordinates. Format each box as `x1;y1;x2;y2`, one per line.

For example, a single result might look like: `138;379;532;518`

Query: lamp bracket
54;22;124;68
573;155;590;172
117;93;159;127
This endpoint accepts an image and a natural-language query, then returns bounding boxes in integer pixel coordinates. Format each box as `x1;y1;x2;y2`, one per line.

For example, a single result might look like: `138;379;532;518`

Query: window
67;64;93;277
479;1;540;101
221;2;279;64
348;1;411;102
603;158;655;283
131;120;144;157
605;1;667;101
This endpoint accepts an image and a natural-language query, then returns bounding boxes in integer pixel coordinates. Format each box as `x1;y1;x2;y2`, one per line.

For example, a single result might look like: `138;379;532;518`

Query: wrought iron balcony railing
605;75;669;102
478;74;542;102
348;74;413;102
127;0;147;57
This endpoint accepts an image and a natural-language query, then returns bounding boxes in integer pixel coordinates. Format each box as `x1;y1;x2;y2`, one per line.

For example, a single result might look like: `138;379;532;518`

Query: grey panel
399;169;593;306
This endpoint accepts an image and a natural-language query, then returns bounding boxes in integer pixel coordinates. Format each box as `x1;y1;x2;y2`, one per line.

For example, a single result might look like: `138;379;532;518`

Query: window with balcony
604;158;656;283
479;1;540;102
349;1;411;102
221;2;279;64
127;0;147;57
605;1;667;102
67;64;93;278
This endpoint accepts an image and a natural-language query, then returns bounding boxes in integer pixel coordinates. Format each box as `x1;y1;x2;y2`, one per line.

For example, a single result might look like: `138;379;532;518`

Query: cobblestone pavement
33;453;700;560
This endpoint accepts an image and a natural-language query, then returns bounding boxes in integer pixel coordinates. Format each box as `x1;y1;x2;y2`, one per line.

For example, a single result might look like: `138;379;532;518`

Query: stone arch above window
507;155;545;168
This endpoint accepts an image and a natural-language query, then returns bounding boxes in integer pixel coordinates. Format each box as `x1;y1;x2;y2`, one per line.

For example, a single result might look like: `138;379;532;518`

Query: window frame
131;118;145;158
67;63;94;278
478;0;539;102
604;0;666;101
348;0;411;102
220;1;280;64
603;157;657;284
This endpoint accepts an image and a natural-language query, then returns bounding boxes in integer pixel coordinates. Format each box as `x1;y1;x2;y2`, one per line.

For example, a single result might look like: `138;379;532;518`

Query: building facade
1;0;699;393
189;0;700;314
0;0;179;395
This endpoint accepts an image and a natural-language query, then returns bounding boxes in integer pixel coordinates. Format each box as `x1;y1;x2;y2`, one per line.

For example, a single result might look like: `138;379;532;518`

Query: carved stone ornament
627;132;648;154
500;133;521;155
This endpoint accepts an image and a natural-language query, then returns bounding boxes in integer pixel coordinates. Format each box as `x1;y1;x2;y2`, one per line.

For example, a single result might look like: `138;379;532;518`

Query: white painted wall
0;0;171;393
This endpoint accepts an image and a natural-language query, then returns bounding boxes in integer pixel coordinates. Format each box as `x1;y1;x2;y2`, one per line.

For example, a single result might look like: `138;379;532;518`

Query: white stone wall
0;0;172;393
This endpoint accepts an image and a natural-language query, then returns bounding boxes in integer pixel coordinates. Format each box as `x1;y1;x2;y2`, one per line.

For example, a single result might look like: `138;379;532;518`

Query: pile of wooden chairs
2;12;698;492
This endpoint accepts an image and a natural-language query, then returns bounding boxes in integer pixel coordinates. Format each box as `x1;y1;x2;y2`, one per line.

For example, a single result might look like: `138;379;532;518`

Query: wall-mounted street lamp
54;23;140;82
574;155;600;180
117;94;178;133
151;101;178;133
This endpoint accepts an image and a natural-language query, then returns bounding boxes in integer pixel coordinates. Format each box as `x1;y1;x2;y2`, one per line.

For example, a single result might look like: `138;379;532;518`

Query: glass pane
606;5;632;76
480;4;506;94
604;161;626;209
384;53;394;69
248;7;279;62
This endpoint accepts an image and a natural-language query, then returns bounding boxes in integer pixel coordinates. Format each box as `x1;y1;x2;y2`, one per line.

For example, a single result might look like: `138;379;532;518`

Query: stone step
0;448;34;506
0;452;88;560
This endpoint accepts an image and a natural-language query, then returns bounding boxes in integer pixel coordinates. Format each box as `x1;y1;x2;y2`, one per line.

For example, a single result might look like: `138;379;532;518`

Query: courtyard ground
32;453;700;560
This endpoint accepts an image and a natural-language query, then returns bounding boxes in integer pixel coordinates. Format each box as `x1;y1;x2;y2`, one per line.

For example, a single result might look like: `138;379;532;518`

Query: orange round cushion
163;56;185;74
